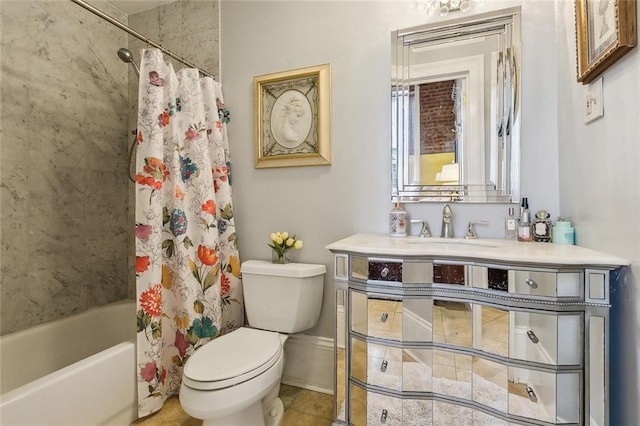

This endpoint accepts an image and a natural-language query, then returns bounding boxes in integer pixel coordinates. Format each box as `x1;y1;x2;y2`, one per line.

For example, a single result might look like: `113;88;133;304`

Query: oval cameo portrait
270;90;312;149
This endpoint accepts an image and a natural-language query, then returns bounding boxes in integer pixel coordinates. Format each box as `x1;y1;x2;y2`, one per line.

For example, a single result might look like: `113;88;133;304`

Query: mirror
392;7;521;203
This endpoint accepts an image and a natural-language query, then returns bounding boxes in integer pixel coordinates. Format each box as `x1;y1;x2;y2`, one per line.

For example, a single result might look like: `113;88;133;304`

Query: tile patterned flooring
131;384;333;426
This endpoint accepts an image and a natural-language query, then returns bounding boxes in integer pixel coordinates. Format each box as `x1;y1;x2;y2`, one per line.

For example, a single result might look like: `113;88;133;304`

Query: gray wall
220;0;559;339
556;2;640;425
0;0;130;335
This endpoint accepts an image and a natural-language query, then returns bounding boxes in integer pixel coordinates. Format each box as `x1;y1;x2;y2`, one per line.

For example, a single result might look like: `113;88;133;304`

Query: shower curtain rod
70;0;215;79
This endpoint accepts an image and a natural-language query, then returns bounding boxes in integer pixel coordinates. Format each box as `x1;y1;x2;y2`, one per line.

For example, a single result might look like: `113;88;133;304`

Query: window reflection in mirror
392;7;521;203
407;80;462;186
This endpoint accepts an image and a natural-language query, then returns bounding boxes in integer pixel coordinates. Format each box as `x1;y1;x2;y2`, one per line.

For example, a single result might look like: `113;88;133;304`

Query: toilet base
264;397;284;426
202;399;263;426
200;396;284;426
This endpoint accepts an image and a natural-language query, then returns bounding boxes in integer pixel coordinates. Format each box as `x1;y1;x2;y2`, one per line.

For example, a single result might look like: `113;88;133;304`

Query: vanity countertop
326;233;630;268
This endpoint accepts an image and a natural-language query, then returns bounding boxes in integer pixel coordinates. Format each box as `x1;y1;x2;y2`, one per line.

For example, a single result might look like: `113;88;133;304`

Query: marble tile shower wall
0;0;220;336
0;1;130;335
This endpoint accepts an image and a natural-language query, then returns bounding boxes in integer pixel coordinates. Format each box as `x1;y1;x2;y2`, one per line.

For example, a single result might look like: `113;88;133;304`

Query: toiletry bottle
517;198;532;241
533;210;551;242
504;207;518;240
389;203;408;237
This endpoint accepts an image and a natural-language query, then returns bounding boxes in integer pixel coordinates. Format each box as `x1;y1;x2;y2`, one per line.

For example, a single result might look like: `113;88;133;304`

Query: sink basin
406;237;498;248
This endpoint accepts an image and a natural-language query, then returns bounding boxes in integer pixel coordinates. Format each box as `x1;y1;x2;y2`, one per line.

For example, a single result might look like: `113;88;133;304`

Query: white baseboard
282;334;334;395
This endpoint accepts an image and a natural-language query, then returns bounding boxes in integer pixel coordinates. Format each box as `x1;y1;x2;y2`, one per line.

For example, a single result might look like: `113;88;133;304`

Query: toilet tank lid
241;260;326;277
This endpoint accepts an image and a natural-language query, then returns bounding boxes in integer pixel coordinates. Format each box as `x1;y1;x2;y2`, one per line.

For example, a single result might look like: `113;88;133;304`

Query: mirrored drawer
433;349;472;400
433;263;467;285
351;338;433;393
474;305;581;366
351;338;403;391
508;368;580;424
350;384;402;426
351;291;433;342
402;298;433;343
472;357;580;424
350;291;403;340
509;269;582;299
511;312;582;366
350;385;433;426
433;299;473;349
472;267;582;299
401;348;432;392
350;256;403;283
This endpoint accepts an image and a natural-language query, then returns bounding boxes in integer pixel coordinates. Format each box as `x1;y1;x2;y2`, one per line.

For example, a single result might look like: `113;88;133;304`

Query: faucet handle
465;221;489;239
410;220;431;237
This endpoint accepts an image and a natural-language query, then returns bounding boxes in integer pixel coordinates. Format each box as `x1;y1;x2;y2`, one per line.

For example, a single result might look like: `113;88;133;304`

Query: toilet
179;260;326;426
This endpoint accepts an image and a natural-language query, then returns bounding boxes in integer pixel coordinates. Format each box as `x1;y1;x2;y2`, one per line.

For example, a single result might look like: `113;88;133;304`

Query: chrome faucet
440;204;454;238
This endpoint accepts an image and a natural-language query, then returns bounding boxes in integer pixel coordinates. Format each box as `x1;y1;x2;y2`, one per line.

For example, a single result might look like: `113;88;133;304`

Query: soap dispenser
389;203;408;237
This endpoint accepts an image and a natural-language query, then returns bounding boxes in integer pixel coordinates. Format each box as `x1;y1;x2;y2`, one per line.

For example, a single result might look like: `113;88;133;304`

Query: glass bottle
517;198;532;242
533;210;552;242
505;207;518;240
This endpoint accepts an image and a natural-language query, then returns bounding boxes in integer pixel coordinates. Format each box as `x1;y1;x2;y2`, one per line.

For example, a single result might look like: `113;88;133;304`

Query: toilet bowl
179;260;326;426
179;327;286;425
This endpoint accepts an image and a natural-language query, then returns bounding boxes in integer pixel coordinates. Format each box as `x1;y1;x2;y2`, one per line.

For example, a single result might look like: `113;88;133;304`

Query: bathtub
0;301;137;425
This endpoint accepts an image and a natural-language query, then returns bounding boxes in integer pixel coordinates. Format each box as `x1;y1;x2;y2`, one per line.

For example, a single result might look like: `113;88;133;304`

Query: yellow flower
268;231;304;258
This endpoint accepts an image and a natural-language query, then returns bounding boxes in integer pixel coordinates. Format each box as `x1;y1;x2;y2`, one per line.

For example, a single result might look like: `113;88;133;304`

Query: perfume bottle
533;210;552;242
504;207;518;240
517;198;532;242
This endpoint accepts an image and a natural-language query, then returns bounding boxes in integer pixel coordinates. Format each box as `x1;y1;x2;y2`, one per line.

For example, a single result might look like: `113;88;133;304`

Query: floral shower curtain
134;48;243;417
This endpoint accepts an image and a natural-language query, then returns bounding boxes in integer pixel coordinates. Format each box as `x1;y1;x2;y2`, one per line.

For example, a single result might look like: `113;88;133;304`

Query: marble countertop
326;233;630;268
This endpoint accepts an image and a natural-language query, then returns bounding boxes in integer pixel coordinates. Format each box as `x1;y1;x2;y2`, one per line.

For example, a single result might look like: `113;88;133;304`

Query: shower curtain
134;48;243;417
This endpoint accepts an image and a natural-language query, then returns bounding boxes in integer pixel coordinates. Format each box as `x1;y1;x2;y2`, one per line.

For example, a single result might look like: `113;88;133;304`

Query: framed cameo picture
575;0;637;83
253;64;331;168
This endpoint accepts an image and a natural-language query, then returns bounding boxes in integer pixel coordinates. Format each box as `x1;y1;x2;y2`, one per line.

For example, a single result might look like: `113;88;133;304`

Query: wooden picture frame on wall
253;64;331;168
575;0;637;84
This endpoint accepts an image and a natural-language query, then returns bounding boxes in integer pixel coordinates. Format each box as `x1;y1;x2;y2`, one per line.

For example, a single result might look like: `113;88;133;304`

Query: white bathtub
0;301;137;425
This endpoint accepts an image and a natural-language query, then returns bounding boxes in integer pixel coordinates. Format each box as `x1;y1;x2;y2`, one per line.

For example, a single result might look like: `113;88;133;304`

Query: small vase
272;250;289;264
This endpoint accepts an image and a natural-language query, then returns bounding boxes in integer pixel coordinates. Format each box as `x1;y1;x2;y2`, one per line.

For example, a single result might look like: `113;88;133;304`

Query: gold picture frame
253;64;331;168
575;0;637;84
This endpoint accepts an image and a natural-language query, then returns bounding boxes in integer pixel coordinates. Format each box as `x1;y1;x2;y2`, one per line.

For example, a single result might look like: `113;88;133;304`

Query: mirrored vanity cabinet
327;234;628;425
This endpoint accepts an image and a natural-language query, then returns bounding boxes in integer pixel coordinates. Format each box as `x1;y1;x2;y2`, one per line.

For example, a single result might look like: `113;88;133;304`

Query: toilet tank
241;260;326;333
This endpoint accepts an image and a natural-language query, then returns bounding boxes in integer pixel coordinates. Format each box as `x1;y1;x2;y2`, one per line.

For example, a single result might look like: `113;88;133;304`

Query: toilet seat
182;327;282;391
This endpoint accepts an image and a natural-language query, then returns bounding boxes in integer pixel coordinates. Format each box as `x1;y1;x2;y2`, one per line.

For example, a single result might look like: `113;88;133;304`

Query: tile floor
131;384;333;426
